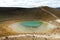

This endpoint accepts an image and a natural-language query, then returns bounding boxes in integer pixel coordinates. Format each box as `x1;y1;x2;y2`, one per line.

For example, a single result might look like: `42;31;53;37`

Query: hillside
0;6;60;37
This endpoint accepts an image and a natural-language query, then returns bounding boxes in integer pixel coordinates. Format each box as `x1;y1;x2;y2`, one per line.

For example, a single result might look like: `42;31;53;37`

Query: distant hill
56;7;60;10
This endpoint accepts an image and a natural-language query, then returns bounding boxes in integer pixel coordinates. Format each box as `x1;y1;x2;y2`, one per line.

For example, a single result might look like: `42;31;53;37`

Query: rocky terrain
0;6;60;40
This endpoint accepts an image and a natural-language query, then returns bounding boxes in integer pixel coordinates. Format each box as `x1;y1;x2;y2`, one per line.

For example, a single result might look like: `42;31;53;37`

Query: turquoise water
20;21;43;28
